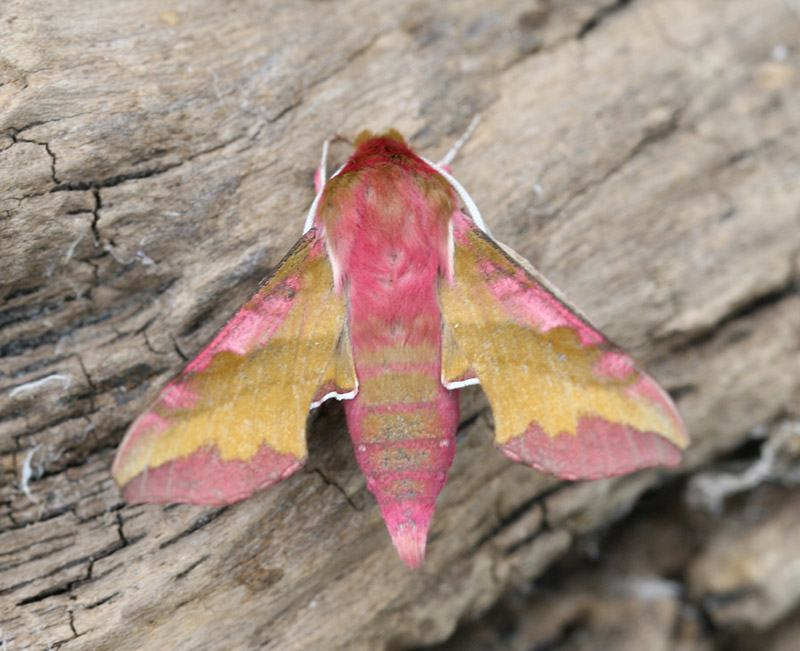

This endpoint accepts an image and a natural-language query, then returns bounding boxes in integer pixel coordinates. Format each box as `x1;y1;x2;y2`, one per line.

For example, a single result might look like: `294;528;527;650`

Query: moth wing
439;213;689;480
112;228;356;504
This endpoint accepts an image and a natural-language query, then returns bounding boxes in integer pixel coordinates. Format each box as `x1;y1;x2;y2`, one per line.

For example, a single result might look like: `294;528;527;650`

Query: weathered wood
1;0;798;649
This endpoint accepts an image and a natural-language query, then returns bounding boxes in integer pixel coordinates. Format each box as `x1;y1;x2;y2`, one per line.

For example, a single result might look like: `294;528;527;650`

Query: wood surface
2;0;799;649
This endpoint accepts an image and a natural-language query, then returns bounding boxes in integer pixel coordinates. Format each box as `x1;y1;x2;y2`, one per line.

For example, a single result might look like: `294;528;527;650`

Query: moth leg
313;137;330;194
305;134;355;233
313;133;354;192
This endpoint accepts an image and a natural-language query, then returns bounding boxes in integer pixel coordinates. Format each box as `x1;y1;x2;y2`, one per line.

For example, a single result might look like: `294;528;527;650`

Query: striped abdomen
343;315;459;568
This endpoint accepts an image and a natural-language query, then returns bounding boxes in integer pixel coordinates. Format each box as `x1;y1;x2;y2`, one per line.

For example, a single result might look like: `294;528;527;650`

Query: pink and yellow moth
112;128;689;568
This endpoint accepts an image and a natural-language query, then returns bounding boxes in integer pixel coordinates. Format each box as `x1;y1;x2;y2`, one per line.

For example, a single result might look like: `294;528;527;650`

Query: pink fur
321;137;461;567
314;166;326;194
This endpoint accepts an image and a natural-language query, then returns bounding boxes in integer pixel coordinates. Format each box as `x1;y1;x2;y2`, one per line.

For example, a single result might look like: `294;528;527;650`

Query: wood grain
2;0;798;649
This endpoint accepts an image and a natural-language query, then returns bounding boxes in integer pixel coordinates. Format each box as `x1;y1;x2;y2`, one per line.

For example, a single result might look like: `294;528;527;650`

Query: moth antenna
303;188;324;234
438;114;481;167
304;134;353;234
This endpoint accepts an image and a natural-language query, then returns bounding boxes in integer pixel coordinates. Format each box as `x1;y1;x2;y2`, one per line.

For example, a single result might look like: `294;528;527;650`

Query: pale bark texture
2;1;799;649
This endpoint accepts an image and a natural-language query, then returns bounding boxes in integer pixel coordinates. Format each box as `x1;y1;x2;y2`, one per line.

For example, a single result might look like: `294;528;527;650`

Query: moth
112;128;689;568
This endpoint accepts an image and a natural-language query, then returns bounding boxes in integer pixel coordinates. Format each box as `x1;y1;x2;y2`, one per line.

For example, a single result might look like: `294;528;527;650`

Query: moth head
353;128;406;148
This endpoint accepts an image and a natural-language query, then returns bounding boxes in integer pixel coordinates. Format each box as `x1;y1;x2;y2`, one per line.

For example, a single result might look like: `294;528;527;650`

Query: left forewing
112;228;355;504
439;213;689;480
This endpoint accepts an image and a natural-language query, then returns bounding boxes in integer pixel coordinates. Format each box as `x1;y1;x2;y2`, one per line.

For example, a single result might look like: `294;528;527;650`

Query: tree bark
2;0;798;649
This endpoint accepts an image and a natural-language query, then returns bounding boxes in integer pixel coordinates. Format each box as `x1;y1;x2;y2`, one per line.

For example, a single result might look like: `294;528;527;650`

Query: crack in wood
669;279;799;352
157;507;228;550
472;482;564;553
578;0;634;39
312;468;361;512
174;554;210;581
10;535;126;604
558;106;684;214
